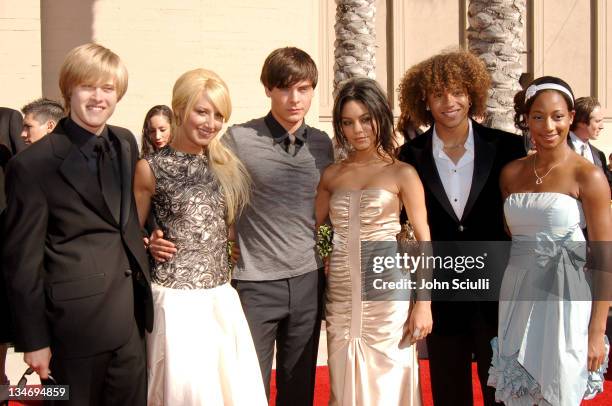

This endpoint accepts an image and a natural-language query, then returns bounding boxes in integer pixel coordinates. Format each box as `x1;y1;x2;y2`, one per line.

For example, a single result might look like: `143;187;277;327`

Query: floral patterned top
146;146;229;289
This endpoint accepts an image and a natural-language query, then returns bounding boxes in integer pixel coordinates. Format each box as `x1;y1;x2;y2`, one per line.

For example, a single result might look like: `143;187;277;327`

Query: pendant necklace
533;152;565;185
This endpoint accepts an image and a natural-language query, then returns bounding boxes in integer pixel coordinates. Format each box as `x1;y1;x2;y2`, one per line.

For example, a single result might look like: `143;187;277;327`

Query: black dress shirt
264;111;307;156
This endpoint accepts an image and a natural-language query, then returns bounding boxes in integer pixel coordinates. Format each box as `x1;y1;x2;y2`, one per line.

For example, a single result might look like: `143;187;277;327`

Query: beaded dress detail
146;146;229;289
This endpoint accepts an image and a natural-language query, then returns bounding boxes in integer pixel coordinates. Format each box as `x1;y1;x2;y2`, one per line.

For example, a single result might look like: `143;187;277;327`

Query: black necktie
94;137;120;222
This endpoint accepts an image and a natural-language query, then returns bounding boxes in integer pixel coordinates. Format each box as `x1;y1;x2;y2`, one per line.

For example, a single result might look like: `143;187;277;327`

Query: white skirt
147;282;267;406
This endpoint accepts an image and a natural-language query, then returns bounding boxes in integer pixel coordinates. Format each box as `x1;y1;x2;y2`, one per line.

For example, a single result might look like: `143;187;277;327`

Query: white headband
525;83;574;106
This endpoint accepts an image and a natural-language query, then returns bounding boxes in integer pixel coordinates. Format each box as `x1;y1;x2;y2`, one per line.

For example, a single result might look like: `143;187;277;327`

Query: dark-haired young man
20;98;64;145
150;47;333;405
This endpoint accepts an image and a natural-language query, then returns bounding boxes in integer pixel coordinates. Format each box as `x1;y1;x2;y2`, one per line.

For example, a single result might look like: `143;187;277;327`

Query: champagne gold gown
326;189;422;406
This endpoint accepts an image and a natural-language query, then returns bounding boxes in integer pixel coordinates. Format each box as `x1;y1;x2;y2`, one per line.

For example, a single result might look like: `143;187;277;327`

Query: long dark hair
332;77;396;159
140;105;173;157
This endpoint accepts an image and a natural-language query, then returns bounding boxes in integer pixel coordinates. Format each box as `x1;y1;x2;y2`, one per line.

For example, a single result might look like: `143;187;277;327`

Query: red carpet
7;364;611;405
270;362;612;406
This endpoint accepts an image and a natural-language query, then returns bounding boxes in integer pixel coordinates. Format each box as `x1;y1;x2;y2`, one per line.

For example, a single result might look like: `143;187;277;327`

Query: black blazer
0;107;26;211
398;121;526;334
567;134;612;190
2;118;153;358
0;107;25;343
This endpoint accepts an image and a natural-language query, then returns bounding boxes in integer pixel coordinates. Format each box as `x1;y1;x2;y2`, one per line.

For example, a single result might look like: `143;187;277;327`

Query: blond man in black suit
2;43;153;406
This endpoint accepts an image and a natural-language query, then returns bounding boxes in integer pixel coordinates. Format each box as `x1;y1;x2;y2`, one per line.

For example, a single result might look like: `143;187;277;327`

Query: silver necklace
533;153;565;185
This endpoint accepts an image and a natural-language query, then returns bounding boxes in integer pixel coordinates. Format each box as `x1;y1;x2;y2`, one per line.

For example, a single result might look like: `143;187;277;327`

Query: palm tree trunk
333;0;377;95
467;0;526;134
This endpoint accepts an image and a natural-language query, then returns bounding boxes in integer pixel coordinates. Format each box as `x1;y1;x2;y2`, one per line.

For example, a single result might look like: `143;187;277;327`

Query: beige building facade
1;0;611;155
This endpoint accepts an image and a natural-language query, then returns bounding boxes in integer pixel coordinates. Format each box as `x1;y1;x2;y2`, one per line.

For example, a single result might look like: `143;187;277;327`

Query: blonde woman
134;68;266;405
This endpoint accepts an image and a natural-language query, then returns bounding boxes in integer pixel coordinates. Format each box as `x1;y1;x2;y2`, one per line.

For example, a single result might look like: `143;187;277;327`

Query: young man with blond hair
2;43;152;405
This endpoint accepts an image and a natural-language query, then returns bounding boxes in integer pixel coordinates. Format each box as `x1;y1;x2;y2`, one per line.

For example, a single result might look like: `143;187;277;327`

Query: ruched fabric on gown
326;189;421;406
488;192;609;406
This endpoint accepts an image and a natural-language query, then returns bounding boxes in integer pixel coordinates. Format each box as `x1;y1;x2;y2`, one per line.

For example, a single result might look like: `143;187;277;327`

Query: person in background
1;99;63;391
0;108;25;211
140;104;172;158
567;96;612;190
397;112;422;143
139;104;173;234
20;98;64;145
0;107;25;397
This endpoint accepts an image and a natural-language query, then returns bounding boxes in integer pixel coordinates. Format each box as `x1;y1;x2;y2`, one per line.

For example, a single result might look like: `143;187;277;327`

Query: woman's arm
579;165;612;372
499;160;521;237
227;224;240;264
398;163;430;242
315;165;334;230
133;159;156;228
398;163;432;343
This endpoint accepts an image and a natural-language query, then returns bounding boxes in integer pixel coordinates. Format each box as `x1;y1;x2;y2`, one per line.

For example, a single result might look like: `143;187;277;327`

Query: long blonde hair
171;68;250;224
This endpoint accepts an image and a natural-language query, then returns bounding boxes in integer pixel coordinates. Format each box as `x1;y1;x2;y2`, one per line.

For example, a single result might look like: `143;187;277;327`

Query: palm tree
333;0;377;95
467;0;526;134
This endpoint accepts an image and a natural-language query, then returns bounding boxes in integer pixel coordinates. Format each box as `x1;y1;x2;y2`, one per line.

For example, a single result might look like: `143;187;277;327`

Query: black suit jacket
398;121;526;334
0;107;26;211
567;134;612;190
2;118;153;358
0;107;25;343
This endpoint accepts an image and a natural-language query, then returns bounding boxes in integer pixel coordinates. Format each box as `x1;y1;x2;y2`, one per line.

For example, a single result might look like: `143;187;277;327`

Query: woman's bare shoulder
392;159;418;175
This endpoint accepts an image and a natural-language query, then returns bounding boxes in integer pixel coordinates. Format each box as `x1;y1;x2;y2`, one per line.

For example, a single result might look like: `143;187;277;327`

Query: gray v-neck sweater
223;116;333;280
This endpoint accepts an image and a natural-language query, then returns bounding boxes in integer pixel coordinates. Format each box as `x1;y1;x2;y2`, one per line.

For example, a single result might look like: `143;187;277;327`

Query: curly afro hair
397;48;491;128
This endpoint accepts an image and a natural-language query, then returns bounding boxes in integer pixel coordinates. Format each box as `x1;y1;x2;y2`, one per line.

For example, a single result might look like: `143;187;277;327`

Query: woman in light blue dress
488;76;611;405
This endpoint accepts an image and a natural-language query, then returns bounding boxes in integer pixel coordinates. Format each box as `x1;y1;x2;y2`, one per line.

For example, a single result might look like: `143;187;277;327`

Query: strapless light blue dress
488;192;609;406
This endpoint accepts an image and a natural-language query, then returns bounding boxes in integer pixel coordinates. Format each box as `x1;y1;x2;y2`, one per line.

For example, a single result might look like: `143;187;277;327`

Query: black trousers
46;321;146;406
0;269;12;344
233;269;325;406
426;310;500;406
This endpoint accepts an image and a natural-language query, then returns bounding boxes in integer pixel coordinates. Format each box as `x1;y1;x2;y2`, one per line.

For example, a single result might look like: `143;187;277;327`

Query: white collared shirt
569;131;594;164
432;120;474;220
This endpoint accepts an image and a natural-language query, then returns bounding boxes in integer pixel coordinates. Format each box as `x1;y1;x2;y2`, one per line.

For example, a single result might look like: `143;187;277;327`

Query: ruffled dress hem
488;336;609;406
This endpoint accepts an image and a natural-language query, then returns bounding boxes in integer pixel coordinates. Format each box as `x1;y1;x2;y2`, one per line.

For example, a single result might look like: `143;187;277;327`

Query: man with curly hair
397;49;525;406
